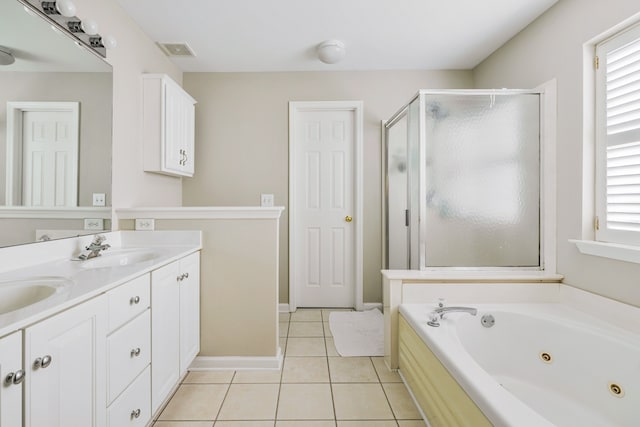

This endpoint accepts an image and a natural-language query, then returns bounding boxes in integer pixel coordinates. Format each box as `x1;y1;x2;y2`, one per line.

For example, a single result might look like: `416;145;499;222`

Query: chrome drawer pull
130;408;141;419
33;355;52;369
130;296;141;305
130;348;141;357
4;369;25;385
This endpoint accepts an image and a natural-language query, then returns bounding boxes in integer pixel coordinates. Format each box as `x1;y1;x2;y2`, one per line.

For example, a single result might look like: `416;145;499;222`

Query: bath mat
329;308;384;357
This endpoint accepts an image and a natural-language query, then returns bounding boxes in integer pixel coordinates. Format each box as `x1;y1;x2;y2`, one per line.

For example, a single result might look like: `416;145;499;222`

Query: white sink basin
0;277;70;315
80;248;159;269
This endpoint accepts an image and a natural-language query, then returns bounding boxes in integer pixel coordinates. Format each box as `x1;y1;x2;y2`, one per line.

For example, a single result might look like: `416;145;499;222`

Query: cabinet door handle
130;408;141;419
33;355;52;369
183;151;188;166
4;369;25;385
183;272;189;279
130;296;141;305
130;348;141;357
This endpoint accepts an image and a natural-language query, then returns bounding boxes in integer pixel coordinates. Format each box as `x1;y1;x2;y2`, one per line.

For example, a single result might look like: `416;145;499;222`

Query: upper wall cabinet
142;74;197;177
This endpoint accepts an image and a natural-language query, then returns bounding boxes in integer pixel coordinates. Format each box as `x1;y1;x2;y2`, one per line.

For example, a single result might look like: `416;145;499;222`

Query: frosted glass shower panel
423;94;540;267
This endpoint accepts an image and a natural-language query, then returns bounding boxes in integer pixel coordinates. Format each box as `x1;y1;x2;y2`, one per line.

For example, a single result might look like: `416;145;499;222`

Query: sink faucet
77;235;110;260
427;306;478;327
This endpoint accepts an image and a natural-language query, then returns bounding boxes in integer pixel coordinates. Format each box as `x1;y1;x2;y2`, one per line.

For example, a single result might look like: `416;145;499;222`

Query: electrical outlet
261;193;274;207
92;193;106;207
84;218;104;230
135;218;155;231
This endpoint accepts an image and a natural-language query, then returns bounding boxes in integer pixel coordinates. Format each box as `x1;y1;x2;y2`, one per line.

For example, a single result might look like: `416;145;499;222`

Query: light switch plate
261;193;274;207
135;218;155;231
92;193;106;207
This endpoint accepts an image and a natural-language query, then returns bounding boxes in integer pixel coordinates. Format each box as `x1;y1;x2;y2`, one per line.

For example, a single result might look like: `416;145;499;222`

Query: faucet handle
437;298;446;308
92;234;106;244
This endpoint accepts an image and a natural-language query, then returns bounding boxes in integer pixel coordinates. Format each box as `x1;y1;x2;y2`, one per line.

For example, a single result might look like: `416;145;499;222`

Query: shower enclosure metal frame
382;87;556;271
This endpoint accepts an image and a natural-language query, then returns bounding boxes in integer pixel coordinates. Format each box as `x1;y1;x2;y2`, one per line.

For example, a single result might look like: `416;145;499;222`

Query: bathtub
399;303;640;427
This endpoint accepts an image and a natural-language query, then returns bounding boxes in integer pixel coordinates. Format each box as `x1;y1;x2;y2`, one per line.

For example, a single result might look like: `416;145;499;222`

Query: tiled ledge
115;206;285;220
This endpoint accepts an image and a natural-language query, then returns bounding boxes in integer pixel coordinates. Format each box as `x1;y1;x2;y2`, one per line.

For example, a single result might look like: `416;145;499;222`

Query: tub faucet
77;234;110;260
427;306;478;327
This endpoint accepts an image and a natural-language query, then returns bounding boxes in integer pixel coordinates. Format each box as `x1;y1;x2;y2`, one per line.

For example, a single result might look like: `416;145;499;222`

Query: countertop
0;231;201;337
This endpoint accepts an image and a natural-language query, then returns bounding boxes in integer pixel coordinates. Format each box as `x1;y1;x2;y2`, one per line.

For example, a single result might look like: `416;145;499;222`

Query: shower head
427;101;449;120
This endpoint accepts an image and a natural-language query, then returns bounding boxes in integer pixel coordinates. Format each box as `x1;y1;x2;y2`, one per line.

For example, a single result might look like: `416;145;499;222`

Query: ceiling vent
157;42;195;57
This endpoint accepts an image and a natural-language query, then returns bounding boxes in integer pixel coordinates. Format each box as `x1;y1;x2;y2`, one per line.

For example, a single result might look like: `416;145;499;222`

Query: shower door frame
383;83;557;272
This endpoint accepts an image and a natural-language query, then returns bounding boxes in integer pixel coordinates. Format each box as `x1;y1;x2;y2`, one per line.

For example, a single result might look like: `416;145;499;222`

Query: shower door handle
405;209;409;227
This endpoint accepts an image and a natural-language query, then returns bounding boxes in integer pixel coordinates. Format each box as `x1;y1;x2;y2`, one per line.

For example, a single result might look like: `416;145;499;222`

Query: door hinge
595;216;600;231
594;55;600;70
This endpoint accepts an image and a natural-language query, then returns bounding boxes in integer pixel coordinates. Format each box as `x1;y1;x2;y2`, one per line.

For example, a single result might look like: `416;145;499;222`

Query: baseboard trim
279;303;290;313
190;350;283;371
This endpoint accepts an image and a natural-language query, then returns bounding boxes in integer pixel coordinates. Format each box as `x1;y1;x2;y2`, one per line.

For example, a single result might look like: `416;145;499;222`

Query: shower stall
383;90;544;270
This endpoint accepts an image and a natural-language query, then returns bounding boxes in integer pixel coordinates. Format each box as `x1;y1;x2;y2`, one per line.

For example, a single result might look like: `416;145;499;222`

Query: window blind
604;28;640;235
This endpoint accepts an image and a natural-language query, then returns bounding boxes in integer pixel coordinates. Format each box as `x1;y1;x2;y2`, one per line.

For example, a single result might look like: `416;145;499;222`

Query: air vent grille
157;42;195;57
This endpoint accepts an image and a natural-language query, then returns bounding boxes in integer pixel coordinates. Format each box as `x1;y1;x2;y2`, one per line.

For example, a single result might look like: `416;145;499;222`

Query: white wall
474;0;640;307
74;0;184;208
182;70;474;304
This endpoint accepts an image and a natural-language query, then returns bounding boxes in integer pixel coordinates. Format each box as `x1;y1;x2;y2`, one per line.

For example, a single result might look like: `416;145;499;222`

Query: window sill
570;239;640;264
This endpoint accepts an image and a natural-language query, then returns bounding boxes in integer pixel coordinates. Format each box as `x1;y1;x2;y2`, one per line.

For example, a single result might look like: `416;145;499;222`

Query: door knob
345;215;353;223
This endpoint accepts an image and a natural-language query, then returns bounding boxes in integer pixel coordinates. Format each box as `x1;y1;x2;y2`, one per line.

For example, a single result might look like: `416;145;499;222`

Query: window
595;23;640;246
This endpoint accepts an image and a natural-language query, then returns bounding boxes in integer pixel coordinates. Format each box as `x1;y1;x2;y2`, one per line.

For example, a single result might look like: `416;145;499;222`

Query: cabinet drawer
107;274;150;332
107;366;151;427
107;310;150;403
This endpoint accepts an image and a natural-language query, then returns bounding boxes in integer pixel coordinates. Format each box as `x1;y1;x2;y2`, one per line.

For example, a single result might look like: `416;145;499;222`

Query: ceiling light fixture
0;46;15;66
317;40;346;64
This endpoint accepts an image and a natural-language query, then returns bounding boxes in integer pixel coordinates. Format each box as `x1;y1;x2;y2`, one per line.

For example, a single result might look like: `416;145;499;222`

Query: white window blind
596;23;640;245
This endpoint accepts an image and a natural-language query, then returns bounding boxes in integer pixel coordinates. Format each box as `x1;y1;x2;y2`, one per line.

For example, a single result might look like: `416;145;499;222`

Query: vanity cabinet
0;331;23;427
24;295;107;427
151;251;200;414
142;74;197;177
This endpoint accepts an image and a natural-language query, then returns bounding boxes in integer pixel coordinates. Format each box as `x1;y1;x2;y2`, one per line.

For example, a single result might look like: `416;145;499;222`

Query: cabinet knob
183;272;189;279
33;355;52;369
130;408;141;419
130;348;141;357
130;296;141;305
4;369;25;386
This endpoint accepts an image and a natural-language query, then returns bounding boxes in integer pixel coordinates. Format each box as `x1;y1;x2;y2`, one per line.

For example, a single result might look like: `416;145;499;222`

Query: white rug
329;309;384;357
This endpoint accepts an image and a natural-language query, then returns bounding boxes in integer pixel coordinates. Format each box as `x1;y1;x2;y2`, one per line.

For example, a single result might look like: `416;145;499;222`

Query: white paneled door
5;102;79;207
290;102;363;309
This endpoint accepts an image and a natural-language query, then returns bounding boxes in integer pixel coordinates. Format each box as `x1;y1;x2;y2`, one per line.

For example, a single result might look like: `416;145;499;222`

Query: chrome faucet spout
77;235;110;260
427;306;477;327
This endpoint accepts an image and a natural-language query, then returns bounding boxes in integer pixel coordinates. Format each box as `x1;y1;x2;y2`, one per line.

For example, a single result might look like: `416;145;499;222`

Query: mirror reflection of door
6;102;79;207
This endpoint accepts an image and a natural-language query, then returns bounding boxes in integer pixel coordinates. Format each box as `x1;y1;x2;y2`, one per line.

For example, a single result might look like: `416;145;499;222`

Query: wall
182;70;474;304
119;215;280;358
473;0;640;306
74;0;184;208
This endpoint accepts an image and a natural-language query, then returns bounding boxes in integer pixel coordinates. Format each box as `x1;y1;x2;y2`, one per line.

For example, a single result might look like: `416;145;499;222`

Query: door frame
288;101;364;311
5;101;80;206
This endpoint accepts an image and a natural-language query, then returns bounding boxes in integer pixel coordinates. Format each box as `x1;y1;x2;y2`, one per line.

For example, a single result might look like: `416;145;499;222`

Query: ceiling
114;0;558;72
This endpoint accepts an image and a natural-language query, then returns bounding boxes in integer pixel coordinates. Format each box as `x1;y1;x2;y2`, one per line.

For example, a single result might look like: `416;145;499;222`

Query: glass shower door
421;93;540;268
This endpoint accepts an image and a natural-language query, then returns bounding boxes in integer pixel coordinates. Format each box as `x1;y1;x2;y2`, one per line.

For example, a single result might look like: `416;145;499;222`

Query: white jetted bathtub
399;303;640;427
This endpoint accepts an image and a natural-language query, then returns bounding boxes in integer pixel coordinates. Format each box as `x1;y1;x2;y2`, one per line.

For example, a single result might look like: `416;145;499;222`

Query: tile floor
152;309;426;427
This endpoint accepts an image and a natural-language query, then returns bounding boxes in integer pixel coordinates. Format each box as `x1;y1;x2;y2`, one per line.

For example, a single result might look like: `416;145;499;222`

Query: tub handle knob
427;312;440;327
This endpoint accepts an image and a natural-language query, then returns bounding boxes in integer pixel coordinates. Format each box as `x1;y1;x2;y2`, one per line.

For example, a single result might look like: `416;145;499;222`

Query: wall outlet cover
135;218;155;231
84;218;104;230
261;193;274;207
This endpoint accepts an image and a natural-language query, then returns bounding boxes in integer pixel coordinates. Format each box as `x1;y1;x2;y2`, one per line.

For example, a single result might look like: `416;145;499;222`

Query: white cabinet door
24;295;106;427
0;331;23;427
179;252;200;374
142;74;196;177
150;261;180;414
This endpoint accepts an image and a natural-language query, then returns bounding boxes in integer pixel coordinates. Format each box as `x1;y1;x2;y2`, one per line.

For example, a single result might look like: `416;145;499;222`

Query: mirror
0;0;112;247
